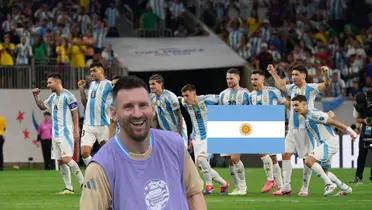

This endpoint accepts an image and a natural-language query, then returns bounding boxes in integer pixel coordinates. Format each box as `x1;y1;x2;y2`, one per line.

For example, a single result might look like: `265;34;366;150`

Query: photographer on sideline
352;91;372;184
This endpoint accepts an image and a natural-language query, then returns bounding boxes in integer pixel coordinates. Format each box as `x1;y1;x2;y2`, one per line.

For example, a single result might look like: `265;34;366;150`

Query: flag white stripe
207;121;284;138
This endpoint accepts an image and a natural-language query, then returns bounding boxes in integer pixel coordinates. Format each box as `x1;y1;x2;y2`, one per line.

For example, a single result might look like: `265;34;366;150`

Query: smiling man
80;76;206;210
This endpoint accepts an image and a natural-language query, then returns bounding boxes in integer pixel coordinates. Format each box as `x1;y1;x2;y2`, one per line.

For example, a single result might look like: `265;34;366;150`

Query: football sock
198;157;213;185
282;159;292;191
311;162;333;185
261;155;274;180
67;159;85;185
273;162;283;189
302;164;312;191
60;164;73;190
229;164;239;189
211;168;227;186
235;160;247;190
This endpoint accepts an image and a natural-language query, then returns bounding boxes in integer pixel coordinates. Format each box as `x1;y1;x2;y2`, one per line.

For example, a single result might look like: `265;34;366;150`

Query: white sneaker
57;188;74;195
323;183;337;196
336;186;352;196
228;188;247;196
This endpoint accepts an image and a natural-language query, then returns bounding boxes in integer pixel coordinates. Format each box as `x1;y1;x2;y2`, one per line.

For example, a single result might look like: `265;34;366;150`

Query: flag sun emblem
240;123;252;136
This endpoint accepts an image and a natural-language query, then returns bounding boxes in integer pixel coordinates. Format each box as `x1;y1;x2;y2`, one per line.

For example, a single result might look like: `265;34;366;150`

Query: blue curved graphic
32;110;40;131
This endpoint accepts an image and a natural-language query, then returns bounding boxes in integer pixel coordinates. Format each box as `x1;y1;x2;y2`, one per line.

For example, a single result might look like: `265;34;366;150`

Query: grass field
0;168;371;210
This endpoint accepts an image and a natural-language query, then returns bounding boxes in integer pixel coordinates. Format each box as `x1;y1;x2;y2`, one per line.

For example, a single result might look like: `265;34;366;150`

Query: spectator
105;2;119;37
0;34;16;66
226;0;240;20
78;8;91;35
329;70;346;97
15;36;32;65
55;36;70;65
37;111;54;170
140;6;160;30
2;14;13;33
32;34;47;64
169;0;186;31
255;42;273;79
101;43;120;67
82;30;96;61
69;37;86;68
92;19;107;53
228;18;244;52
249;31;263;57
349;80;363;98
149;0;166;29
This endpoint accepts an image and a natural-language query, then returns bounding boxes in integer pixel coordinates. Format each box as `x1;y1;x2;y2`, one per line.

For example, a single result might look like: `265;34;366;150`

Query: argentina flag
207;105;285;154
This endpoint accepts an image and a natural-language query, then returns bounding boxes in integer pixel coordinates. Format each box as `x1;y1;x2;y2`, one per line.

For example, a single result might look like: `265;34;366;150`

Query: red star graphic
16;111;25;124
22;129;30;139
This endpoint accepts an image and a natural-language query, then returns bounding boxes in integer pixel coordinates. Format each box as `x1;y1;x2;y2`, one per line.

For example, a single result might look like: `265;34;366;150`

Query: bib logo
144;179;169;210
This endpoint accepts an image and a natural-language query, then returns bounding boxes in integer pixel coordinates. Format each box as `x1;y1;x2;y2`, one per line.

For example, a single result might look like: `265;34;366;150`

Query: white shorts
192;140;207;159
52;136;74;160
285;128;313;158
310;137;339;163
81;125;109;147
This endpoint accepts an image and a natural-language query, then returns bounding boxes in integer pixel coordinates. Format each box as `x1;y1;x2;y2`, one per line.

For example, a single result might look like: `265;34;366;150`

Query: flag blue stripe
207;105;285;121
207;138;285;154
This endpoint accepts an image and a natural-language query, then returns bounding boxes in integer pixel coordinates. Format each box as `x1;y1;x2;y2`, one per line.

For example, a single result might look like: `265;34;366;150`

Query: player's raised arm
317;66;331;92
78;80;88;108
326;117;358;140
267;64;287;92
32;88;47;110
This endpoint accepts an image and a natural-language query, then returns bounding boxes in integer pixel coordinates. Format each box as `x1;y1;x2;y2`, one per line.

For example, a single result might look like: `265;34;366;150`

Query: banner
106;35;247;72
207;105;285;154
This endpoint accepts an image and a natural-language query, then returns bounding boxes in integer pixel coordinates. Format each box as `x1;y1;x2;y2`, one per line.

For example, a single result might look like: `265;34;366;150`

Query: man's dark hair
227;68;240;75
291;94;307;102
47;72;62;81
113;76;148;101
252;70;265;77
149;74;164;84
181;84;196;93
89;60;105;69
290;64;308;76
43;111;51;116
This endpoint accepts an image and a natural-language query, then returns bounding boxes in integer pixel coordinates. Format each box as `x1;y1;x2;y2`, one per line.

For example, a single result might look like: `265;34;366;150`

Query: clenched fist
32;88;40;96
77;80;86;89
320;66;329;75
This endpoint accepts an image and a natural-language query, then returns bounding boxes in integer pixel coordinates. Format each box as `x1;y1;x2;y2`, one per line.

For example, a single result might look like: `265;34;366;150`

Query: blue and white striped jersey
287;83;319;129
150;89;182;132
228;30;243;51
183;95;219;141
304;109;336;148
84;79;113;126
43;89;78;145
250;86;284;105
219;87;251;105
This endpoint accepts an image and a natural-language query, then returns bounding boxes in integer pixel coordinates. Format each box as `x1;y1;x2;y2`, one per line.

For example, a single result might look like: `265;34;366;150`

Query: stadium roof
106;35;247;72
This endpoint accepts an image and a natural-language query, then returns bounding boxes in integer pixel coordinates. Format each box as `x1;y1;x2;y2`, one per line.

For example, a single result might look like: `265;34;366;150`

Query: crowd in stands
0;0;122;69
124;0;205;37
200;0;372;98
1;0;371;98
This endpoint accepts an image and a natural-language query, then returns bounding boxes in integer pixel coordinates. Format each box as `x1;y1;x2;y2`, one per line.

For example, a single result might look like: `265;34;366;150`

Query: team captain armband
69;102;78;110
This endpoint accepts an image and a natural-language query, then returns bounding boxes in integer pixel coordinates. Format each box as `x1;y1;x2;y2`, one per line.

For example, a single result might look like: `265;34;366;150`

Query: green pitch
0;168;371;210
